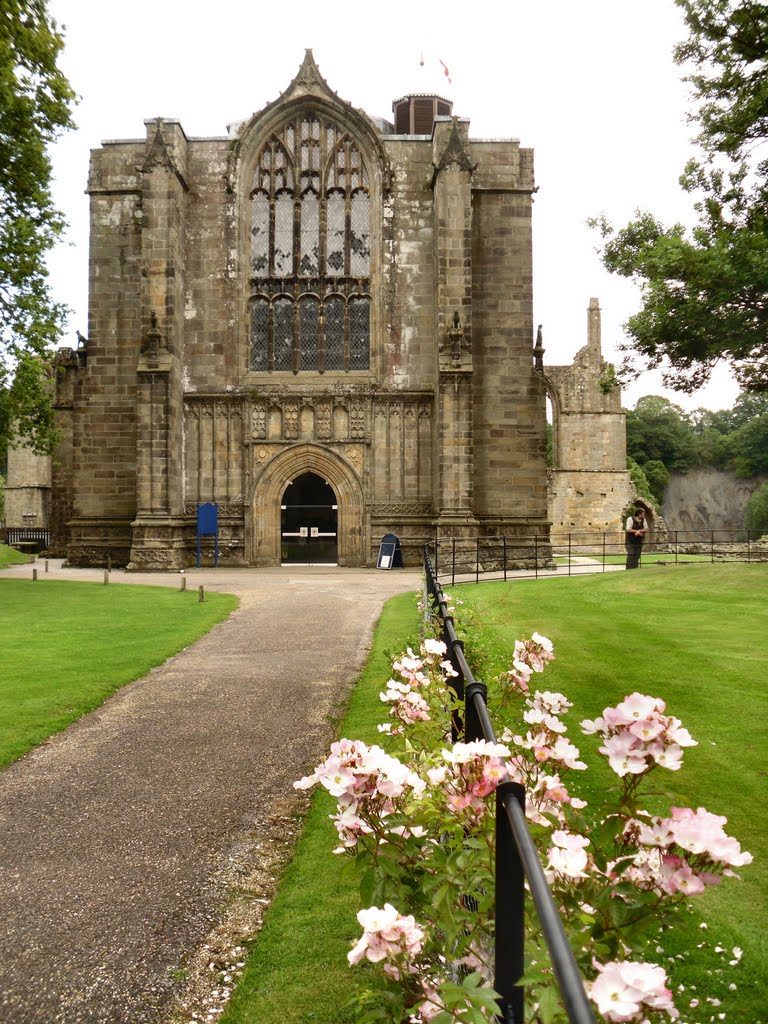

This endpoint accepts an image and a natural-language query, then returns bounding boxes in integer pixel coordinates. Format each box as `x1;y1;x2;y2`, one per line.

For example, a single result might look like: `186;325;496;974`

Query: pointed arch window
248;112;371;373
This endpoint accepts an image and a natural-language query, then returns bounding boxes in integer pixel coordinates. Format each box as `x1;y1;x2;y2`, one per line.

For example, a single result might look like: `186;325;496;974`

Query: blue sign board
197;502;219;568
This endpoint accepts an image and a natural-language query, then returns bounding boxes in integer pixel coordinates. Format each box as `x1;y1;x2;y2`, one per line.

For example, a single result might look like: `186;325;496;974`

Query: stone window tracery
248;112;371;373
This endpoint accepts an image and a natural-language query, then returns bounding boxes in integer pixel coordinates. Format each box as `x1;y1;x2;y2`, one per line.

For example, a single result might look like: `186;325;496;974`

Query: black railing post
534;534;539;579
452;538;456;587
464;680;487;743
421;545;596;1024
449;635;466;742
602;532;606;572
503;536;507;581
476;536;480;584
568;533;572;576
495;781;525;1024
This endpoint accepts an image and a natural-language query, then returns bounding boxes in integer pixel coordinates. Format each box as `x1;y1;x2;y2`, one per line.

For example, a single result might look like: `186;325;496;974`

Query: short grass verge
0;542;34;568
0;579;238;768
553;553;736;566
222;563;766;1024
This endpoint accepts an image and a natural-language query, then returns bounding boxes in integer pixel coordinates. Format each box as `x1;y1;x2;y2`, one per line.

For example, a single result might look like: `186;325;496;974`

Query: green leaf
537;984;565;1024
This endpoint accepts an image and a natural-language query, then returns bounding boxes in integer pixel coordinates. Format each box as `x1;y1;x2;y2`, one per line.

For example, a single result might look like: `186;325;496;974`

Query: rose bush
294;609;751;1024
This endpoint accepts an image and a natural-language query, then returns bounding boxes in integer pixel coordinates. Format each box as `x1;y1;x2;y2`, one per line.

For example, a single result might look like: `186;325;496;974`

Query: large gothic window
248;112;371;373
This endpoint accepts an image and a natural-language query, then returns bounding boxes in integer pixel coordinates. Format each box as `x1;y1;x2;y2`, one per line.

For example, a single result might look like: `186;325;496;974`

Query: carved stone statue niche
139;311;170;369
441;310;472;370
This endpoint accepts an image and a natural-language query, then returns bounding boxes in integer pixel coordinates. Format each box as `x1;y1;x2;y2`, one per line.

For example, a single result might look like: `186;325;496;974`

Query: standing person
625;508;647;569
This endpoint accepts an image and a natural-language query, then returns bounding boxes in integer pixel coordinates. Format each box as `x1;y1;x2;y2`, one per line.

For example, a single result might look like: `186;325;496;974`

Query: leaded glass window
325;296;345;370
248;111;371;373
349;297;370;370
249;298;269;371
273;297;294;372
299;297;320;371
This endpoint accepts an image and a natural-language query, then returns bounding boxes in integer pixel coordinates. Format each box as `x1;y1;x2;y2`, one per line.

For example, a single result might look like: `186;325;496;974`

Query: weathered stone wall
65;141;143;564
379;139;436;389
472;178;547;525
179;139;234;392
49;348;82;554
547;299;634;536
3;442;50;528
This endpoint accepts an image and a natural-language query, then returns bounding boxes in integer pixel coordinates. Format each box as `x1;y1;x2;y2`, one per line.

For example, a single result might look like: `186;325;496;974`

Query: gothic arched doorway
281;472;338;563
248;443;366;566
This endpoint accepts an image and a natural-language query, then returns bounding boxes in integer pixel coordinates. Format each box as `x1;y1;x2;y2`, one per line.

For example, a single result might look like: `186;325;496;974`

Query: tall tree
625;395;696;470
0;0;75;451
593;0;768;393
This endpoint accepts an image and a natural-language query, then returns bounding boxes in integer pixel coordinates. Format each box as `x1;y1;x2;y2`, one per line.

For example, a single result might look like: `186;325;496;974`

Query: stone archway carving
249;443;365;566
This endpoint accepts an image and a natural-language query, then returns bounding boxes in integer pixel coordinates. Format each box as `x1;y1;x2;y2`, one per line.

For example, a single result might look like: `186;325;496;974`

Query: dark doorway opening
281;473;338;564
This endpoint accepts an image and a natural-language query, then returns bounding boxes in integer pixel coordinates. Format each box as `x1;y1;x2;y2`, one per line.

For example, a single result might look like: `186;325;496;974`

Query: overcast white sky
46;0;740;413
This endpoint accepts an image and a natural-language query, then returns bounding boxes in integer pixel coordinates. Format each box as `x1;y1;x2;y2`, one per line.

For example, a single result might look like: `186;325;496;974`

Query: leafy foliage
642;460;671;506
625;393;768;507
626;396;695;471
593;0;768;393
744;481;768;534
627;457;656;506
0;0;76;451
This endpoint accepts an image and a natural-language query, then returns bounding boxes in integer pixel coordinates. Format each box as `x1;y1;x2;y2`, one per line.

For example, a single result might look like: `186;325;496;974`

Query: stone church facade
51;52;553;569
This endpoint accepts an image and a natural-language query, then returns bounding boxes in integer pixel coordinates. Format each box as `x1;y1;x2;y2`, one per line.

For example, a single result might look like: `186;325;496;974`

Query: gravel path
0;562;420;1023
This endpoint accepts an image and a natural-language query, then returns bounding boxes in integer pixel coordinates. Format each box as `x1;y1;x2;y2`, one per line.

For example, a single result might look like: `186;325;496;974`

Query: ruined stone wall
547;300;634;537
48;350;83;554
3;442;51;528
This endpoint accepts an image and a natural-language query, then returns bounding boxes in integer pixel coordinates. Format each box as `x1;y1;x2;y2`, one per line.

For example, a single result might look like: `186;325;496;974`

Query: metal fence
424;546;595;1024
1;528;51;553
434;530;765;586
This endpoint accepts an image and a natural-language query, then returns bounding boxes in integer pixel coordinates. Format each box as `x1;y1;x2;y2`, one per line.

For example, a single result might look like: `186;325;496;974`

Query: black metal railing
424;546;595;1024
2;528;50;553
434;530;763;586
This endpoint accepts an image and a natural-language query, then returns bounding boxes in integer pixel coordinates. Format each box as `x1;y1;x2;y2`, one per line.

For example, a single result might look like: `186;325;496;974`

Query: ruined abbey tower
50;51;554;568
545;299;634;538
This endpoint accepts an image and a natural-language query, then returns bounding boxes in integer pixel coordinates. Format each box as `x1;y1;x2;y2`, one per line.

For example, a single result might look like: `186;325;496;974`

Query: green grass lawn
222;563;767;1024
0;578;238;768
0;542;34;568
553;552;736;565
456;563;767;1022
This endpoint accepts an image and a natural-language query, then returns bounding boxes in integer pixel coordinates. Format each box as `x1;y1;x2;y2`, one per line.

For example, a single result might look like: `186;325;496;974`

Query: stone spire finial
434;117;475;174
587;298;601;357
292;49;326;92
533;324;544;371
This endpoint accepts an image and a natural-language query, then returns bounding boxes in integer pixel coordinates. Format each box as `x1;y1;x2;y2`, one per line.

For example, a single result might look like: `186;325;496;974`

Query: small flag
439;59;452;85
